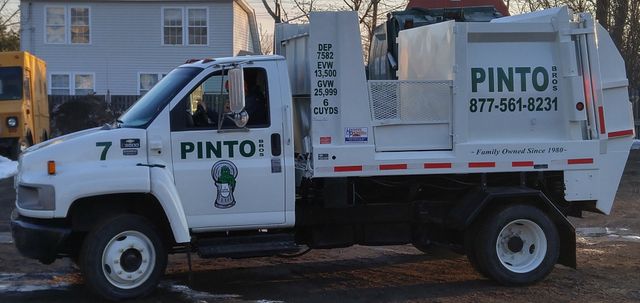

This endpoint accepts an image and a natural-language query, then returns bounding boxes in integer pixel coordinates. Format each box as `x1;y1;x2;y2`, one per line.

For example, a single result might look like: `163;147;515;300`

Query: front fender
150;167;190;243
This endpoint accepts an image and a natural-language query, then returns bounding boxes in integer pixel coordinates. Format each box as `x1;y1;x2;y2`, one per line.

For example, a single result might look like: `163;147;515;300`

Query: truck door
169;64;286;230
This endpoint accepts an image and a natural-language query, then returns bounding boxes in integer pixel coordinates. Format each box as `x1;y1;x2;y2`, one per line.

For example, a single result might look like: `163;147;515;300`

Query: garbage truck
10;7;633;300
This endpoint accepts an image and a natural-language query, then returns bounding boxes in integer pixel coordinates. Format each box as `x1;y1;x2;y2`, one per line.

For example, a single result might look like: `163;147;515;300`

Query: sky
246;0;276;32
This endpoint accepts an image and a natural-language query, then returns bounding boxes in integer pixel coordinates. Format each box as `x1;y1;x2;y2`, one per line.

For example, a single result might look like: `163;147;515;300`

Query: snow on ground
0;156;18;180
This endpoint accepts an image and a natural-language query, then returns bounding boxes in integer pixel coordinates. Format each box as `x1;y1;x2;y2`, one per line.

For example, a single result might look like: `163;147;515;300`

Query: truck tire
80;214;167;300
472;204;559;285
464;224;488;278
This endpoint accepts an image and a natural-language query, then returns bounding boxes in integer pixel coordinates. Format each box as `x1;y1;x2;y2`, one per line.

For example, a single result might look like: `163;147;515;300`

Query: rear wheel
472;204;559;285
80;214;167;300
465;222;488;278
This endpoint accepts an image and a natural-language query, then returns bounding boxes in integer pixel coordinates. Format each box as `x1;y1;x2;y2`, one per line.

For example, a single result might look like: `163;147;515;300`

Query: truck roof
179;55;285;69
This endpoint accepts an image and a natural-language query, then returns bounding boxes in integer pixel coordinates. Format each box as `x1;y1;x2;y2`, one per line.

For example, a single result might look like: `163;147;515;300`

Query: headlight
7;117;17;128
17;183;56;211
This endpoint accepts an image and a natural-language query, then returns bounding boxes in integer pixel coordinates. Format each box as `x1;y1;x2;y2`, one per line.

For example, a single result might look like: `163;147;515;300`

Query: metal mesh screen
368;80;453;125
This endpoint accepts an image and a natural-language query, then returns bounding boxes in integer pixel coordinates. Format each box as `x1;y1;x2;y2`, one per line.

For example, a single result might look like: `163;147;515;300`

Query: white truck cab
11;7;633;300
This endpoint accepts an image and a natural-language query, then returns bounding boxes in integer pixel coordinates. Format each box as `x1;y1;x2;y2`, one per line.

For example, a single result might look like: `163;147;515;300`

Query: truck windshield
0;67;23;101
119;66;202;128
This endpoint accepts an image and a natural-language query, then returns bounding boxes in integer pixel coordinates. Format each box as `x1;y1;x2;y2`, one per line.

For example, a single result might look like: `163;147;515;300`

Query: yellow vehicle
0;51;49;159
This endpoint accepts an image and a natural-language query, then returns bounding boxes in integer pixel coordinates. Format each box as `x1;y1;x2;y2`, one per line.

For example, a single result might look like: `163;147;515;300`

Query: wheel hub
495;219;547;274
507;236;524;253
101;231;156;289
120;248;143;272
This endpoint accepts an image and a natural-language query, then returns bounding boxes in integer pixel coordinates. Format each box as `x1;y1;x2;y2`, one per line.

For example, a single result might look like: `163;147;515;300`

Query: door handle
271;133;281;156
136;163;166;168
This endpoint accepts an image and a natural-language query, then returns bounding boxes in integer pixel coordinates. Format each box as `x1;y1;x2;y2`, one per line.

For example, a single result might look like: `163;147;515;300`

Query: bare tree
0;0;19;28
0;0;19;51
259;24;274;55
261;0;284;23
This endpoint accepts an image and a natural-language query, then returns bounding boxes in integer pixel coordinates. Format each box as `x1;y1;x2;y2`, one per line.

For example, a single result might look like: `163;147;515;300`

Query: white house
19;0;261;97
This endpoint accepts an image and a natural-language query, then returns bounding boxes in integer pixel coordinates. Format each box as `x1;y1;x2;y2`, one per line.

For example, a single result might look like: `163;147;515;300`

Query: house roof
406;0;510;16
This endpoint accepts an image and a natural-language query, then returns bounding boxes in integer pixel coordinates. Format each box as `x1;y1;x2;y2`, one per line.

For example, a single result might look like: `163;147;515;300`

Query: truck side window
170;67;270;131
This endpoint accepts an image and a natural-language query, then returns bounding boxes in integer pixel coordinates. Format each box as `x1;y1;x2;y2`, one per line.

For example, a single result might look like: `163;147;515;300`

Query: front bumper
10;211;70;264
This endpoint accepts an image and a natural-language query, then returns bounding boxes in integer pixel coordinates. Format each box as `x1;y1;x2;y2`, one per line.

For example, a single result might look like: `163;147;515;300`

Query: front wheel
80;214;167;300
472;204;559;285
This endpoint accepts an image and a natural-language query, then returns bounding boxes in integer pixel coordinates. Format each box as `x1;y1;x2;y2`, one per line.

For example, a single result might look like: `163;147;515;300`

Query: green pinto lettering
206;141;222;158
197;142;203;159
487;68;494;93
472;66;550;93
497;67;513;92
514;67;531;91
224;141;238;158
181;140;260;159
181;142;195;159
532;66;549;92
239;141;256;157
471;68;485;93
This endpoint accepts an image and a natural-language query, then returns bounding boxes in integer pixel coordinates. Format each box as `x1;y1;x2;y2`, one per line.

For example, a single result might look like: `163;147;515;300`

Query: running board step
196;233;299;259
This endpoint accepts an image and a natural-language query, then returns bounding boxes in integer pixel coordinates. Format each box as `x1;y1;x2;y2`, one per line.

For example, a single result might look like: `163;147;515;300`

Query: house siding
232;1;253;55
20;1;236;95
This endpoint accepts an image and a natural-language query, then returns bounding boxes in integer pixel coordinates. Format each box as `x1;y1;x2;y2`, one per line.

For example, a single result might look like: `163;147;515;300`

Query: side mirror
228;67;245;113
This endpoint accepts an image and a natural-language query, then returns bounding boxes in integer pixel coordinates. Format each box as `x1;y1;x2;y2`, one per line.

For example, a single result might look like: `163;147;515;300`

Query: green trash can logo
211;160;238;209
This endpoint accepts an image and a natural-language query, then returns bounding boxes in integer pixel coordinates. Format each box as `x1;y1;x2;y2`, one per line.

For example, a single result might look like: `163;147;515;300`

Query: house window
70;7;90;44
188;9;207;45
50;73;94;95
50;74;70;95
139;73;164;95
46;7;66;44
163;7;208;45
163;8;183;45
45;6;90;44
74;74;94;95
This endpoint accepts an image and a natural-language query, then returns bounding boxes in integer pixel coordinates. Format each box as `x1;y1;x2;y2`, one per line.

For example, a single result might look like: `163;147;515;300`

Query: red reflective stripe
598;106;606;134
512;161;534;167
334;165;362;172
379;164;407;170
608;129;634;138
424;162;452;169
568;158;594;165
469;162;495;168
